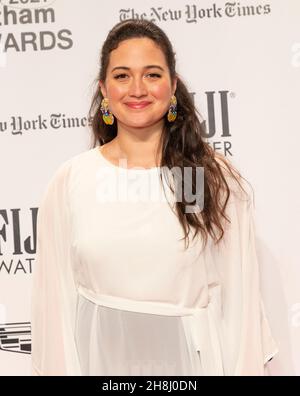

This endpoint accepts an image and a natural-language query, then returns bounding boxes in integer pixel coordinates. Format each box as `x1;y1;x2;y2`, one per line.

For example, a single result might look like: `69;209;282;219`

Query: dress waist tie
77;284;224;376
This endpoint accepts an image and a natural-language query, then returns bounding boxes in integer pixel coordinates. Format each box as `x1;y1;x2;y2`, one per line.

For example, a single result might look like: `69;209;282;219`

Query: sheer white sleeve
209;175;279;375
30;160;81;375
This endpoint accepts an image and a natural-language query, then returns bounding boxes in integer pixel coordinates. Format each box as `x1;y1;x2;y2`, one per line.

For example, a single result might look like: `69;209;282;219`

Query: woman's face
99;37;177;129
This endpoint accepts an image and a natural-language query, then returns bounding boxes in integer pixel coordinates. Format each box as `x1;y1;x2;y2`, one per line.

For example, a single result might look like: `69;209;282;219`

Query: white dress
30;146;279;376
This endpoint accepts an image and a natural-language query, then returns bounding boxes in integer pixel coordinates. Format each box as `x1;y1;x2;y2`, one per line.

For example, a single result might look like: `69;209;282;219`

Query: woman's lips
125;102;152;109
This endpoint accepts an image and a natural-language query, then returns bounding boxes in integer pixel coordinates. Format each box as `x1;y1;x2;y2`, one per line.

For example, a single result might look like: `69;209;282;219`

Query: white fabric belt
77;284;224;375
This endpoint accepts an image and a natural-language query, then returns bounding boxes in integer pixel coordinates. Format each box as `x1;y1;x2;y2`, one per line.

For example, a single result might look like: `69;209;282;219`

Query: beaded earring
167;95;177;122
100;98;114;125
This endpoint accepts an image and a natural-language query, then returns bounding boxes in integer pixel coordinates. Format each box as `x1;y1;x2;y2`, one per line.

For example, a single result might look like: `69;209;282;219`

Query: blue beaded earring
100;98;114;125
167;95;177;122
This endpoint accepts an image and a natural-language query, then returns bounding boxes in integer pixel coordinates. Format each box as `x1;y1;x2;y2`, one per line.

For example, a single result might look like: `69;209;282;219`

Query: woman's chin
119;117;162;129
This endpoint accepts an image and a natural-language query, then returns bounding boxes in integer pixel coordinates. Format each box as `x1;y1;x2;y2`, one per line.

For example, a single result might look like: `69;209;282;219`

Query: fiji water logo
0;208;38;275
192;90;235;156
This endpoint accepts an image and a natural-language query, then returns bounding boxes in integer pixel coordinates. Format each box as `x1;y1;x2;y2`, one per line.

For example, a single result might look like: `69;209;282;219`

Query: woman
31;19;278;376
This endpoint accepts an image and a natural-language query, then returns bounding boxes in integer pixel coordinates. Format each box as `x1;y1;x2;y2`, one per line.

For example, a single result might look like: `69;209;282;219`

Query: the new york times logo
119;2;271;23
0;208;37;275
0;113;93;135
0;0;73;55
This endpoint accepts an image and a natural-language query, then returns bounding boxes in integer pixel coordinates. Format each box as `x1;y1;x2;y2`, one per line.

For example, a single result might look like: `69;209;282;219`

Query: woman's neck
106;125;163;168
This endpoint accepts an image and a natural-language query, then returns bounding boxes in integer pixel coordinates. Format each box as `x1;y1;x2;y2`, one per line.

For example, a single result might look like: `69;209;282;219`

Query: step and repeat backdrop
0;0;299;375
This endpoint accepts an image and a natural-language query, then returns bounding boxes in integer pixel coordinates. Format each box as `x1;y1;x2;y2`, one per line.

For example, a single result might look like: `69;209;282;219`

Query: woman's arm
31;158;81;375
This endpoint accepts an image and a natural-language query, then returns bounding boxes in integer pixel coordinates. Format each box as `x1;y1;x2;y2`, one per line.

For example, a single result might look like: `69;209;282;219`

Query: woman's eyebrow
111;65;165;72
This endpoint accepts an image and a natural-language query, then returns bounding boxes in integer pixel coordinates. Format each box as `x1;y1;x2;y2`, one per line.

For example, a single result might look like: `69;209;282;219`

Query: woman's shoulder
47;147;96;183
41;147;97;201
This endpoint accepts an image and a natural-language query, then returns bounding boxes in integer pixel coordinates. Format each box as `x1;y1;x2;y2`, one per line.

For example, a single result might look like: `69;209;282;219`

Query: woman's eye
114;73;161;80
147;73;161;78
114;74;128;79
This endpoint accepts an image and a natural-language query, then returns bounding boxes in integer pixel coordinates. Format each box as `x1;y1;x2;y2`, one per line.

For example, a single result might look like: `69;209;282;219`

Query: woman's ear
99;80;107;98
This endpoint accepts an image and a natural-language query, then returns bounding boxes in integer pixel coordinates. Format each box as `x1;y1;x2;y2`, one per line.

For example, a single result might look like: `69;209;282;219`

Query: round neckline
95;146;161;172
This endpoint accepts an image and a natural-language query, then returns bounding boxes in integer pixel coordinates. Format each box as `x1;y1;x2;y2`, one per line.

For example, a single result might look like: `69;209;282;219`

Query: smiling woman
31;18;279;376
98;36;177;138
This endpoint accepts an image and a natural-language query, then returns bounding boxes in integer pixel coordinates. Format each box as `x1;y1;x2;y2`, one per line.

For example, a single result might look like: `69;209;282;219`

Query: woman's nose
128;77;148;97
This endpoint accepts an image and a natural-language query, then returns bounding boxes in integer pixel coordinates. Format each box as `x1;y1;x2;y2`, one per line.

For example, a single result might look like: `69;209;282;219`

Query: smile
124;102;152;109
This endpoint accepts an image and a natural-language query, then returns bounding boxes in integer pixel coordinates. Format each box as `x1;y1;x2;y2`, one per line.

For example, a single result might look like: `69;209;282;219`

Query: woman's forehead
108;38;167;67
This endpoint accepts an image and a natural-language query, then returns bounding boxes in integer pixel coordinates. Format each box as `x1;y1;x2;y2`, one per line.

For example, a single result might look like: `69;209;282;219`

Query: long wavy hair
88;19;250;250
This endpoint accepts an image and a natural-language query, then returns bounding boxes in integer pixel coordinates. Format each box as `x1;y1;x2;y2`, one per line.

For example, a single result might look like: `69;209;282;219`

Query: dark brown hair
88;19;251;250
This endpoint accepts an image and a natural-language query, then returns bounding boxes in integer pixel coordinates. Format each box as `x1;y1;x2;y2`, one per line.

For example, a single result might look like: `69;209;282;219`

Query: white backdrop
0;0;299;375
